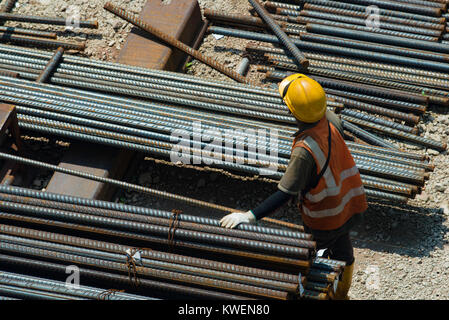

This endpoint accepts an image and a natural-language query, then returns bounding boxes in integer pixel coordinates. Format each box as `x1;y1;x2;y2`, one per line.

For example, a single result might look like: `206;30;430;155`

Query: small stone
112;20;123;30
427;149;440;156
416;191;429;202
108;40;116;47
435;183;446;192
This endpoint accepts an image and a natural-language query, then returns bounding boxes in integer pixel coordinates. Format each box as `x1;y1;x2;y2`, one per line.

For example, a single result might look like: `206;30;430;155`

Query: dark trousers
303;213;363;266
307;229;354;266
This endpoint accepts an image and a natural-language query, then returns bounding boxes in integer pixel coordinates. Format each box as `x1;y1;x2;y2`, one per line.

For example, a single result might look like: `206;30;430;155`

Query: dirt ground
6;0;449;300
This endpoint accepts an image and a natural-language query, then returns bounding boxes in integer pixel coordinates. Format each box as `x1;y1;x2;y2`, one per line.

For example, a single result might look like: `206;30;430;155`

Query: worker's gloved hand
220;211;256;229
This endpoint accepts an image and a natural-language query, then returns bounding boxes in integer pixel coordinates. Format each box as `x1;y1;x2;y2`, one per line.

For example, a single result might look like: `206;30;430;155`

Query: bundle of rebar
0;271;154;300
203;1;449;168
0;43;435;203
0;185;345;300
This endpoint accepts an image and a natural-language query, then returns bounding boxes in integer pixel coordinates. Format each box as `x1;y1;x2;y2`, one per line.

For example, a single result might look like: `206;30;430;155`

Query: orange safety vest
292;117;368;231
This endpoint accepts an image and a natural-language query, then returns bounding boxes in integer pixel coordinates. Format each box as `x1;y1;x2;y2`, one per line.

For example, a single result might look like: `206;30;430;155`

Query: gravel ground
5;0;449;300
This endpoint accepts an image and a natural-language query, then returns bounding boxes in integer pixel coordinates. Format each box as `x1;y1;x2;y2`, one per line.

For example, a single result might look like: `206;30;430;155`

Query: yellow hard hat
278;73;327;123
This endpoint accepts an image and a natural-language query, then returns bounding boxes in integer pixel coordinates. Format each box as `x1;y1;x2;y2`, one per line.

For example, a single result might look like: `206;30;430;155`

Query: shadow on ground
351;200;448;258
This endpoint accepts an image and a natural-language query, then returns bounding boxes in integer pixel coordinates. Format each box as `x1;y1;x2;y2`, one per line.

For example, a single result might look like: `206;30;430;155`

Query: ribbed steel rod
277;0;445;22
0;254;248;300
0;200;311;260
353;150;433;171
342;115;447;151
0;32;85;50
342;120;399;150
0;224;307;285
0;26;57;38
296;16;440;41
19;119;425;186
248;0;308;69
364;188;409;203
0;241;290;300
204;9;305;34
0;185;311;241
338;109;416;134
297;10;443;37
263;69;429;111
323;88;426;114
103;2;252;85
297;32;449;65
306;23;449;54
36;47;64;83
0;151;282;214
0;12;98;28
331;0;443;16
347;141;426;161
247;44;449;81
327;95;419;124
209;26;449;73
266;53;449;92
311;69;449;106
0;43;276;97
0;271;151;300
0;234;303;295
0;193;314;249
361;174;418;194
0;212;311;272
300;3;446;30
0;283;79;300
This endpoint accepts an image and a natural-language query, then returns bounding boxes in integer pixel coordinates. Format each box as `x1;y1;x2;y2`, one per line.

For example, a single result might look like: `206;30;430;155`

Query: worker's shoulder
291;143;315;161
326;110;344;136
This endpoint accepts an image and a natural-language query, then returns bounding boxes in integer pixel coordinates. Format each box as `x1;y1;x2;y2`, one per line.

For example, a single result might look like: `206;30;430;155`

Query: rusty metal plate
45;143;133;200
117;0;203;70
0;103;22;185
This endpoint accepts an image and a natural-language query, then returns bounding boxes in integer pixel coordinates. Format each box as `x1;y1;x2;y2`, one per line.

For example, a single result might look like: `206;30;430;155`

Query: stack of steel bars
204;0;449;153
0;271;154;300
0;184;344;300
0;44;435;203
0;44;436;203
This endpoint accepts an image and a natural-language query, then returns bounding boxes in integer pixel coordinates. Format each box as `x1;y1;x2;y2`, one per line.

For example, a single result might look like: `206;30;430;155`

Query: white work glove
220;210;256;229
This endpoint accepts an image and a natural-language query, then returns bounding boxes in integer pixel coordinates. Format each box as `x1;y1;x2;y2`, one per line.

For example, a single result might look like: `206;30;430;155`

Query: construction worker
220;74;367;300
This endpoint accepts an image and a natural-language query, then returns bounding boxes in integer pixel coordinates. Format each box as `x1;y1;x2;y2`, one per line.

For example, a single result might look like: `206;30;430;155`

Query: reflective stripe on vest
303;136;336;188
303;185;365;218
